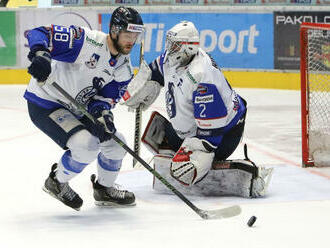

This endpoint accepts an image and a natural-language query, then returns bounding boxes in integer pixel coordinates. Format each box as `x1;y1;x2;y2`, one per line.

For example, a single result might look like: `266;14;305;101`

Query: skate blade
94;200;136;208
42;186;81;211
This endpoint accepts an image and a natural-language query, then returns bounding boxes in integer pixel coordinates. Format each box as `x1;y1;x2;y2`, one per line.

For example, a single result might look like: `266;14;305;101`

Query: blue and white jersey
24;25;133;113
150;48;246;147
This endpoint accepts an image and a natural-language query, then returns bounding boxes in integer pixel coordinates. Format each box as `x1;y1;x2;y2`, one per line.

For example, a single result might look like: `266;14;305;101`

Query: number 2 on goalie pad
141;111;173;155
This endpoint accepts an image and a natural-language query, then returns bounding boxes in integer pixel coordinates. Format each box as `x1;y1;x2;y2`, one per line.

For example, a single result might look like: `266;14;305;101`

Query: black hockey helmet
109;6;143;35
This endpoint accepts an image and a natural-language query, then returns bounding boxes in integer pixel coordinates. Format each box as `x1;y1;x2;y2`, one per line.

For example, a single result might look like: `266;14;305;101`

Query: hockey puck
247;216;257;227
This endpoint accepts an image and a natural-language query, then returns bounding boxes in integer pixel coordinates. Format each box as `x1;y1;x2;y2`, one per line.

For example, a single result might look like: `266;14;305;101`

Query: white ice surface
0;85;330;248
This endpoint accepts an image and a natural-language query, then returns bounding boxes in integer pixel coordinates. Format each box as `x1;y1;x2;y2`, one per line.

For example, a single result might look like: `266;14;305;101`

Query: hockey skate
42;163;83;211
251;167;274;197
90;174;136;207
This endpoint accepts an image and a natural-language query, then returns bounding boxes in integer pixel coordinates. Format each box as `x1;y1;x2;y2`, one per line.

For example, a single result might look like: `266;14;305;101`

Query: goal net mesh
303;25;330;166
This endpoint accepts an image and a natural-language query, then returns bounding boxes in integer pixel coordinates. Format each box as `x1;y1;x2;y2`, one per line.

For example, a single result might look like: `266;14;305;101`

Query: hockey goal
301;22;330;167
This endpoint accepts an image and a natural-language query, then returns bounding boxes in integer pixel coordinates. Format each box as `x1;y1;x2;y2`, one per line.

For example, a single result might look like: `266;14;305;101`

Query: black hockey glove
27;46;51;83
86;110;116;143
91;122;112;143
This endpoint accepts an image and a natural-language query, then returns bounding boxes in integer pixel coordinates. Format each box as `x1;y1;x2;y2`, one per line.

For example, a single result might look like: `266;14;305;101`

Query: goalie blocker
142;111;273;198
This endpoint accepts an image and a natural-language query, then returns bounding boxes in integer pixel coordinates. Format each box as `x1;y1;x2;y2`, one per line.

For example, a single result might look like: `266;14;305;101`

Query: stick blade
199;205;241;220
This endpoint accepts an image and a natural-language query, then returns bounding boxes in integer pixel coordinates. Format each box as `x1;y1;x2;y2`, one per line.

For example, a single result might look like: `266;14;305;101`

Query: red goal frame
300;22;330;167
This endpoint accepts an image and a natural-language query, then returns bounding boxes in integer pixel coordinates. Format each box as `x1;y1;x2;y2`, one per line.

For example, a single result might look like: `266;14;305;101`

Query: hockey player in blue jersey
123;21;273;198
24;6;144;210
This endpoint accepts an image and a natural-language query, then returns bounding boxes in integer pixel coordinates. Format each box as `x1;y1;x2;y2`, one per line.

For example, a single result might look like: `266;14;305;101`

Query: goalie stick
132;39;144;168
51;81;241;220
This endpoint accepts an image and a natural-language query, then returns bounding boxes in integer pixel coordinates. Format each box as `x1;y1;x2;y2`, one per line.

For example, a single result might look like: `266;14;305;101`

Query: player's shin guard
55;150;89;183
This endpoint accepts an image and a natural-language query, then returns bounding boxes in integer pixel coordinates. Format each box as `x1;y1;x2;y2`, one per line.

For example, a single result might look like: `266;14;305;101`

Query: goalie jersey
24;25;133;112
149;48;246;147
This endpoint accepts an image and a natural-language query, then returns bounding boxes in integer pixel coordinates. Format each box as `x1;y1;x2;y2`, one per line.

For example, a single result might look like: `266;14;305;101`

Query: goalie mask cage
301;22;330;167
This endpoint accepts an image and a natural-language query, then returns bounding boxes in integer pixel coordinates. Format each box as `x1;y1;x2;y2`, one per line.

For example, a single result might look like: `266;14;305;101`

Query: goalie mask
165;21;199;68
109;6;144;51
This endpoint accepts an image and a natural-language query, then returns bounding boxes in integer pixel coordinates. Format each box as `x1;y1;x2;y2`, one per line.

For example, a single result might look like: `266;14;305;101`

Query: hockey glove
88;99;111;119
98;110;116;135
170;137;215;186
27;46;52;84
122;60;161;110
86;109;116;143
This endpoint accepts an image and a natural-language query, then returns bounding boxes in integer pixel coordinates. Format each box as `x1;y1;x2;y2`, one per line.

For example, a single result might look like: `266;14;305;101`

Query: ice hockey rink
1;84;330;248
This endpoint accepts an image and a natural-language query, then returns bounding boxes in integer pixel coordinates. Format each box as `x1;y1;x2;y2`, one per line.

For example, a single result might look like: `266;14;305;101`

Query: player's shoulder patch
84;29;106;48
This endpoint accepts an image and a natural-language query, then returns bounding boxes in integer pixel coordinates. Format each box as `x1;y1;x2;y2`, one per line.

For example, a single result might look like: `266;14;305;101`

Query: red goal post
300;22;330;167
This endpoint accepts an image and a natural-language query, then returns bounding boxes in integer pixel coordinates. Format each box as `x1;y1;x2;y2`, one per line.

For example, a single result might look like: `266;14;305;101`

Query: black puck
247;216;257;227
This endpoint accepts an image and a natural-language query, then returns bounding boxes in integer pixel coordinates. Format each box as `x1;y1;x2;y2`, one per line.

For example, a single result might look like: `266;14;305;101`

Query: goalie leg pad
153;155;173;192
251;167;273;197
154;156;271;198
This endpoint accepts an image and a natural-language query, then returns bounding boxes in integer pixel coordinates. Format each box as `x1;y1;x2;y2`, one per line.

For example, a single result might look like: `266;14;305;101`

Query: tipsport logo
143;23;260;55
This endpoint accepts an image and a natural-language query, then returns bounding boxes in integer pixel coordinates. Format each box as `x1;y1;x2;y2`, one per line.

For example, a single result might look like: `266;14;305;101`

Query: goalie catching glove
170;137;216;186
122;60;161;110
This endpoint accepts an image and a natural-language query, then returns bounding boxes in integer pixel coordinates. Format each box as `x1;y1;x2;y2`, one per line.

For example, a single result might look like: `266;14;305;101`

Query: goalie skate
42;163;83;211
90;174;136;207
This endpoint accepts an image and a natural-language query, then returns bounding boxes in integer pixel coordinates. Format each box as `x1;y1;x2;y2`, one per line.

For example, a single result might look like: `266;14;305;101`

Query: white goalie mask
165;21;200;68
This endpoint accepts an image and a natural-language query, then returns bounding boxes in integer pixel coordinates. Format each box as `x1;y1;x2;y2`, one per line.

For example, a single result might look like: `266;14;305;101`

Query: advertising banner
0;11;16;66
100;12;274;69
51;0;327;5
18;9;99;67
274;11;330;70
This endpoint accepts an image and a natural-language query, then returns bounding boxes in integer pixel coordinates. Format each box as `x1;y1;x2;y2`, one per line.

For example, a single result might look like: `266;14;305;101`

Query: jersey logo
197;120;212;127
195;94;214;103
86;35;103;47
196;85;208;94
85;53;100;69
109;57;117;67
76;86;97;105
186;70;198;84
196;129;212;136
76;77;104;105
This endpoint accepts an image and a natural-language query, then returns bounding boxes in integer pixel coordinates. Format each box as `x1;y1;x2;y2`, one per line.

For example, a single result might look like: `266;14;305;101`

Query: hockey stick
51;81;241;220
132;39;144;168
